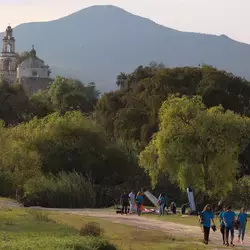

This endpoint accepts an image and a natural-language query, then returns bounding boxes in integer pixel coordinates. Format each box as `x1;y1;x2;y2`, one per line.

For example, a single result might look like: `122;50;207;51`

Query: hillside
1;5;250;92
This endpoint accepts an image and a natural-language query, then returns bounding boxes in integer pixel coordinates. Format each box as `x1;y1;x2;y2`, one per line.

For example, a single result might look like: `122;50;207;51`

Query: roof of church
20;57;47;69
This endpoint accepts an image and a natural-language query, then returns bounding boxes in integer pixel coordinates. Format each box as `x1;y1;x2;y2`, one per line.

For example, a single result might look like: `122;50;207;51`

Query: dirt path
1;198;248;249
0;198;22;209
47;208;249;249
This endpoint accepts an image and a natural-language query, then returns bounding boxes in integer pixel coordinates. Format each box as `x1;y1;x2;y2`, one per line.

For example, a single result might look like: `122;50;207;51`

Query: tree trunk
203;163;209;193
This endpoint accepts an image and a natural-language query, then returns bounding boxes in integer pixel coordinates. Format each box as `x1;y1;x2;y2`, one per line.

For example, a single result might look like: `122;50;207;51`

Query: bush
80;222;104;237
23;171;96;208
28;210;53;223
0;172;15;197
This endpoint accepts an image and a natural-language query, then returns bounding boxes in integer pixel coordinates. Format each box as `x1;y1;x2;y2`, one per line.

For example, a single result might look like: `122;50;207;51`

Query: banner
144;190;159;207
187;187;196;212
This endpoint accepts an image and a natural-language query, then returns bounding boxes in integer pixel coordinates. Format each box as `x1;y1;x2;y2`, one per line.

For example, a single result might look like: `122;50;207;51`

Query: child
200;204;215;245
237;207;247;244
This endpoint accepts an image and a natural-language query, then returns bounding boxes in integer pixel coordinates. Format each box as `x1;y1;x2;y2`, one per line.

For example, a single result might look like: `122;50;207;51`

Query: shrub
79;222;104;237
23;171;96;208
28;210;53;223
0;172;15;197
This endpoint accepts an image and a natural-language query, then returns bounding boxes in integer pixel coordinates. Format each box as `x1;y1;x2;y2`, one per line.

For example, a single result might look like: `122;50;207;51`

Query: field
0;208;215;250
0;208;116;250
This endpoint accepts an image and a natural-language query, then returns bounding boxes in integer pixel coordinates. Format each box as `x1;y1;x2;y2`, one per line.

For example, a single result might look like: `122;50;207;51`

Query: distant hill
1;5;250;92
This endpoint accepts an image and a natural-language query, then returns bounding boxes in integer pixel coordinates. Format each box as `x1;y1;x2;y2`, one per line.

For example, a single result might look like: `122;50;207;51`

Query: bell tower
0;26;17;83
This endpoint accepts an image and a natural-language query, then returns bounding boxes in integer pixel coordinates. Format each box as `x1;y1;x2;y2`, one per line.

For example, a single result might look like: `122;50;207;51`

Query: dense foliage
139;95;250;199
0;111;143;207
1;64;250;207
97;65;250;143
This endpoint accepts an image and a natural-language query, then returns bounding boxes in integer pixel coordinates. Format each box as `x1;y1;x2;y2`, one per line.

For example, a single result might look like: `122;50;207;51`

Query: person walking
200;204;215;245
223;205;236;246
128;190;135;214
219;206;226;245
120;191;129;215
135;191;143;216
237;207;247;244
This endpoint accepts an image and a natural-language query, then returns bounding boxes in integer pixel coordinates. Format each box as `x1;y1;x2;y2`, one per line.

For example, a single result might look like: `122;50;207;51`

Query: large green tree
48;77;99;113
29;77;100;118
139;95;250;199
96;65;250;175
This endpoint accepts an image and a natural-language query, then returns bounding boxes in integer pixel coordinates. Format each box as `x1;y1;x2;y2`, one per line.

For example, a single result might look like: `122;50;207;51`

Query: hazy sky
0;0;248;44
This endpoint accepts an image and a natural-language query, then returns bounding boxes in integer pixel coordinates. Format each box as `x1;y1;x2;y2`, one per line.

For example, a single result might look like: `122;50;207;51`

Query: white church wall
17;67;49;79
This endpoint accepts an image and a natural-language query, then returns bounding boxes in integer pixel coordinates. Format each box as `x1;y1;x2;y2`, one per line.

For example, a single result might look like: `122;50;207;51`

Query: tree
48;77;99;113
139;95;250;199
0;79;31;125
96;66;250;176
0;120;41;194
234;176;250;207
29;89;53;118
116;72;128;88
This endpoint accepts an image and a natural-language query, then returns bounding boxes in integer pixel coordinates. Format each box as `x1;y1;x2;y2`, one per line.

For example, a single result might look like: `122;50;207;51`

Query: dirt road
1;198;248;249
40;208;249;249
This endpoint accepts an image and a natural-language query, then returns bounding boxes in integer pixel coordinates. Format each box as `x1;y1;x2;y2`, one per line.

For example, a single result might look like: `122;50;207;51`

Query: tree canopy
139;95;250;199
1;63;250;207
96;65;250;176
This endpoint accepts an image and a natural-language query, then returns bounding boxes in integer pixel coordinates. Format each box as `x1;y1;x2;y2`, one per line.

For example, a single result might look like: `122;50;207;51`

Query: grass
0;209;116;250
0;208;221;249
50;212;216;250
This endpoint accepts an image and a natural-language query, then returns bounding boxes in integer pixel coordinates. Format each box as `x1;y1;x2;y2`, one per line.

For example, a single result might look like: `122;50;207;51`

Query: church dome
20;57;47;69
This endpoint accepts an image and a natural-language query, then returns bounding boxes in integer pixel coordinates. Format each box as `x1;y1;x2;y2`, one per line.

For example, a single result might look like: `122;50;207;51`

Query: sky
0;0;249;44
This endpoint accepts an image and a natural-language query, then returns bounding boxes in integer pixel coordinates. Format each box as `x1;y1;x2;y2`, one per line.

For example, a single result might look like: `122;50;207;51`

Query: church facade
0;26;18;83
0;26;51;94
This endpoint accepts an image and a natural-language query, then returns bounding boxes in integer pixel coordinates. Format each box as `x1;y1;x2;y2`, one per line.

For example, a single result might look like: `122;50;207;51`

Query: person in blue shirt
223;205;235;246
200;204;215;245
135;191;143;216
237;207;247;244
219;206;226;245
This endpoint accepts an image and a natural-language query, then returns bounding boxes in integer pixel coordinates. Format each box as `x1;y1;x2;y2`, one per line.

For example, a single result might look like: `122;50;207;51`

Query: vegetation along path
38;208;250;249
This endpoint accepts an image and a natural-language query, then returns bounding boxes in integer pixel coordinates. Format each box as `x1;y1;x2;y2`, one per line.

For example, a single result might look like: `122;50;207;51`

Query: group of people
200;204;247;246
120;190;177;216
157;193;177;215
121;192;248;246
120;190;144;216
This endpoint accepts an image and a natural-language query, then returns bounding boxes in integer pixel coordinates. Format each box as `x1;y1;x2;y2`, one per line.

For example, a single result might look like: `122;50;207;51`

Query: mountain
1;5;250;92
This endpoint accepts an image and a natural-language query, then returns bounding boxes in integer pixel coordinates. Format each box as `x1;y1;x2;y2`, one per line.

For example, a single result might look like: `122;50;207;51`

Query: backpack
200;213;204;225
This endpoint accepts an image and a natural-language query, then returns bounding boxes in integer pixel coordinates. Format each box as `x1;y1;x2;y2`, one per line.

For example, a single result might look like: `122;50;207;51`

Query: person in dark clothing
120;191;129;215
170;201;177;214
200;204;215;245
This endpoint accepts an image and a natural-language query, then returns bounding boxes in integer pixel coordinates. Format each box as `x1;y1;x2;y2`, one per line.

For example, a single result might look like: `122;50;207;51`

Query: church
0;26;51;94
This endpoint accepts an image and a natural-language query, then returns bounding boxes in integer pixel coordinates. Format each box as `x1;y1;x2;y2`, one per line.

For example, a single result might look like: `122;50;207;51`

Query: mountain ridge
0;5;249;92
